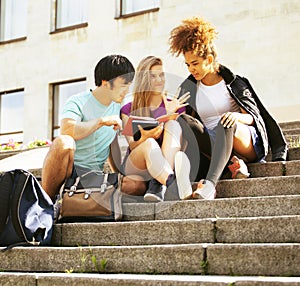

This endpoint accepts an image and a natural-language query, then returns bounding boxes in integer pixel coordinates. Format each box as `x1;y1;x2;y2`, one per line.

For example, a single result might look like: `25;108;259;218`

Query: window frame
0;88;24;144
0;0;27;44
115;0;160;19
50;0;88;34
51;78;87;139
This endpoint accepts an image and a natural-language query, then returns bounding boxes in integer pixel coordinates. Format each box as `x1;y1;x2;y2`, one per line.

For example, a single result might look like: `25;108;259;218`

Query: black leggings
177;114;236;185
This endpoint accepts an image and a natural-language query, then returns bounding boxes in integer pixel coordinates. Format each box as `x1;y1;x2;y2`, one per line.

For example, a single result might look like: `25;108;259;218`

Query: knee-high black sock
177;114;212;182
206;121;236;185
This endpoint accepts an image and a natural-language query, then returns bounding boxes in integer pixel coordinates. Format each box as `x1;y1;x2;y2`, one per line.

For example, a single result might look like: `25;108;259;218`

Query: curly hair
169;17;218;59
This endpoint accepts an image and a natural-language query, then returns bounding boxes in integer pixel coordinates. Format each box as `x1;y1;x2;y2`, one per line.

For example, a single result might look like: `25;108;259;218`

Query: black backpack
0;169;54;250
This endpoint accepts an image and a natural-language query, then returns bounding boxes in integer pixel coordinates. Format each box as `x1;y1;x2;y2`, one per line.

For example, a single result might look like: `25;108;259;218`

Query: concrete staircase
0;121;300;285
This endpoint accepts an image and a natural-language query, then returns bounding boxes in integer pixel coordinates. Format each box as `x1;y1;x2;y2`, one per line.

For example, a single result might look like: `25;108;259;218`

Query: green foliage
0;138;52;152
289;136;300;148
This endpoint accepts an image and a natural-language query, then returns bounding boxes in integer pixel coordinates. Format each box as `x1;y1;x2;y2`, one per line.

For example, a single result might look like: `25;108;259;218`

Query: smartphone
132;120;159;141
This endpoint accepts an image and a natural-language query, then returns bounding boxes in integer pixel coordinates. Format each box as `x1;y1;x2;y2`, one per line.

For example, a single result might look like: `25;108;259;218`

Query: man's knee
51;135;75;153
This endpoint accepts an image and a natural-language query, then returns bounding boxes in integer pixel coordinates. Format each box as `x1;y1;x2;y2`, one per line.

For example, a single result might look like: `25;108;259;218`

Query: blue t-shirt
62;91;120;170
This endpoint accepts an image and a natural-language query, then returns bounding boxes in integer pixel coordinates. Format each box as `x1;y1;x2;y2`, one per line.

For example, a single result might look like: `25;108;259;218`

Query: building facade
0;0;299;144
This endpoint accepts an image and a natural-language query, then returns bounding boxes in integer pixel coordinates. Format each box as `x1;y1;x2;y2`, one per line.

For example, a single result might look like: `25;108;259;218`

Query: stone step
216;175;300;198
122;195;300;221
52;215;300;247
0;243;299;276
0;146;299;178
28;158;300;180
279;120;300;130
247;160;300;178
0;146;49;170
285;134;300;148
283;128;300;135
21;159;299;182
1;272;300;286
265;146;299;161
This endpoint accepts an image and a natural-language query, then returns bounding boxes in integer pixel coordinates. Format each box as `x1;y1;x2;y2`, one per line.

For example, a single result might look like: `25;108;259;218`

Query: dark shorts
248;125;265;161
69;164;99;178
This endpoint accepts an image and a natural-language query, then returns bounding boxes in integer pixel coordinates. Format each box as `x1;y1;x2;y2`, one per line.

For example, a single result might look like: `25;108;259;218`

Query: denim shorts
248;125;265;161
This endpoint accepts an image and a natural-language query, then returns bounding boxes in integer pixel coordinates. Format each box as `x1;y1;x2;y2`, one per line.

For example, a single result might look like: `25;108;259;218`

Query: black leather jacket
179;65;288;161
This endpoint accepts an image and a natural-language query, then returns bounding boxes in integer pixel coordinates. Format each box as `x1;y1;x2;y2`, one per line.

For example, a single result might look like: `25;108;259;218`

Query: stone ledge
1;273;300;286
122;195;300;221
0;243;299;276
51;215;300;247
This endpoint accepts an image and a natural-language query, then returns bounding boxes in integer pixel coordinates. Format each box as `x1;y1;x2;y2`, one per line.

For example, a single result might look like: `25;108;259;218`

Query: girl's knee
164;120;182;135
143;138;160;149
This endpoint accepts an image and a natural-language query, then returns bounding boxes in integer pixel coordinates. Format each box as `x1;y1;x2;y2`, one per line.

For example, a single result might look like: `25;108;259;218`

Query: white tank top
196;79;240;129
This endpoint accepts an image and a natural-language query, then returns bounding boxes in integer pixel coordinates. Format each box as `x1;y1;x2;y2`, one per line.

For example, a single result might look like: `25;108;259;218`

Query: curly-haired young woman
169;17;287;200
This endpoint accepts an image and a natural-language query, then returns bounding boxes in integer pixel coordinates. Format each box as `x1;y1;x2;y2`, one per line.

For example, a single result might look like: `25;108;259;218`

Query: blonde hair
169;17;218;60
131;56;163;117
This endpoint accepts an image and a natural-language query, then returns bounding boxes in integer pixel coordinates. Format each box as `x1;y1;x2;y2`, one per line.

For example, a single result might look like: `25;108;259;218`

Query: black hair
94;55;135;87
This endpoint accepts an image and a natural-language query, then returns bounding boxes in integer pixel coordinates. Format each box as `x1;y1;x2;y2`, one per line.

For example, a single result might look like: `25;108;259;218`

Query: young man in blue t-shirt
42;55;135;201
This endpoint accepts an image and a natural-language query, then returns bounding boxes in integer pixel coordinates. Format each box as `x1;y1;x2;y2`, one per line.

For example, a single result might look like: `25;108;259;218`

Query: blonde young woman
120;56;192;202
168;17;287;200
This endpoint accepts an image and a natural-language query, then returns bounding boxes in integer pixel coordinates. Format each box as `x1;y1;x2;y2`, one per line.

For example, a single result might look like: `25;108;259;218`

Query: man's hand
100;115;122;130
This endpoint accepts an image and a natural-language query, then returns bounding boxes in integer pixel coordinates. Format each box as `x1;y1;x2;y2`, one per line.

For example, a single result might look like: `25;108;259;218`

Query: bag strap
10;170;32;244
0;171;14;234
103;173;108;184
73;171;107;191
81;170;104;178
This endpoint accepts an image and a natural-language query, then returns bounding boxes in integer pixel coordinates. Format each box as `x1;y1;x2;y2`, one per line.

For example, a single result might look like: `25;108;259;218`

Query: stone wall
0;0;299;142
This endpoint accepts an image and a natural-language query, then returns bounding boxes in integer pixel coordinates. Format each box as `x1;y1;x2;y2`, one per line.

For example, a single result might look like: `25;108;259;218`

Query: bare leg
161;120;182;169
124;138;173;185
233;122;257;162
41;135;75;201
108;135;121;172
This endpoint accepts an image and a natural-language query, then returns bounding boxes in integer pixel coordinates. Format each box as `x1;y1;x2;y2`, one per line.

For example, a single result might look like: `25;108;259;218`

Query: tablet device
132;120;159;141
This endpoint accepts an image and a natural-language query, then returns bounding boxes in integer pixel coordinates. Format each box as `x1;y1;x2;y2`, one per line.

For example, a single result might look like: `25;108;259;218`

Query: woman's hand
126;122;164;151
221;109;254;128
162;88;190;114
139;123;164;140
220;112;239;128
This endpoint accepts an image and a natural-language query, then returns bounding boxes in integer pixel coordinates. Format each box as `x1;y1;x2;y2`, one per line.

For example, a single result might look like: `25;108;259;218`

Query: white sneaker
193;179;216;200
174;151;193;200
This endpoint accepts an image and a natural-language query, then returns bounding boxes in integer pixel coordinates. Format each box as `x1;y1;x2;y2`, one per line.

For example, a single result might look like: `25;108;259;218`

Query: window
54;0;88;31
115;0;160;18
52;79;86;138
0;89;24;144
0;0;27;42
